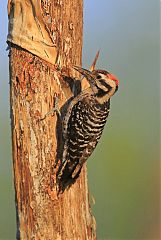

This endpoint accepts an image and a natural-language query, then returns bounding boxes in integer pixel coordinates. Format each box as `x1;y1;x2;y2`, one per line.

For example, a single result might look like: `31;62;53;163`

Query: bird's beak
73;66;95;84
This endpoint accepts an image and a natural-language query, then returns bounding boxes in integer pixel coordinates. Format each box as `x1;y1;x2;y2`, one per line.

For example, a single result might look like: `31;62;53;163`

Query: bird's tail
57;160;82;193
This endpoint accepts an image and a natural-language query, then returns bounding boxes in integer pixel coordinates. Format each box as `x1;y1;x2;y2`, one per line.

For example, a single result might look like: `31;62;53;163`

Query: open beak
73;66;95;85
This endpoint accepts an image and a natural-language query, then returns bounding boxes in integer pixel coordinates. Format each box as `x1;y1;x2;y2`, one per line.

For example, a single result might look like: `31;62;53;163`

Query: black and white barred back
57;67;119;191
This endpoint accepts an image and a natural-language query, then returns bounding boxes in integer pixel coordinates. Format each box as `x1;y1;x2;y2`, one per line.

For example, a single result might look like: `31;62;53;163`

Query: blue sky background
0;0;160;239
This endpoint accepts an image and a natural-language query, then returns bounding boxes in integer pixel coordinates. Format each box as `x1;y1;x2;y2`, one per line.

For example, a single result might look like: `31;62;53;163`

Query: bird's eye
96;75;101;79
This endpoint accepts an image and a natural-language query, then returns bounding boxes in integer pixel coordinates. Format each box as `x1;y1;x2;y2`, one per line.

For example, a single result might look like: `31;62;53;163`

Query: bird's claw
40;93;61;120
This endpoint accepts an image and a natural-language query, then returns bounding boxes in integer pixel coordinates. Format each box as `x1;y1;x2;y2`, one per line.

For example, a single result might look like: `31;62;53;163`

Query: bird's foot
40;93;61;120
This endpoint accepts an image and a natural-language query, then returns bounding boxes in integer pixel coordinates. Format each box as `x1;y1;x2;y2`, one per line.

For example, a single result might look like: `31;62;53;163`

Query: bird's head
73;66;119;103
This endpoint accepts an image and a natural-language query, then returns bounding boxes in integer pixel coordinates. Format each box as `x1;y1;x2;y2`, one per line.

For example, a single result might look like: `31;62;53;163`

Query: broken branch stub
81;50;100;90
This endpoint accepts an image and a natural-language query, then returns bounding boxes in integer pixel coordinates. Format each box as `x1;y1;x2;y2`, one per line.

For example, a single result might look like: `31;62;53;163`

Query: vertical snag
9;0;96;239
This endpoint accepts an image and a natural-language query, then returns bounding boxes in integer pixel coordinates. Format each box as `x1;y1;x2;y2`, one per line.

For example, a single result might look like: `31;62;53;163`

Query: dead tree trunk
8;0;96;239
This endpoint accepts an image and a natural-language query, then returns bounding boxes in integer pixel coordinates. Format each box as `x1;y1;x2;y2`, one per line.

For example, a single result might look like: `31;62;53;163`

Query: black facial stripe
99;79;110;89
96;89;108;98
115;86;119;92
96;75;102;79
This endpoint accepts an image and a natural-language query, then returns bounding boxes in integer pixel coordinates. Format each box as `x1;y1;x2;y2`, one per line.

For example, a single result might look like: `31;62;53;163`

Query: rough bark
9;0;96;239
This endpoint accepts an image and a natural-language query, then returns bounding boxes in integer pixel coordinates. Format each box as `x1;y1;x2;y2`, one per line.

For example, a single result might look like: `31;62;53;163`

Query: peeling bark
9;0;96;239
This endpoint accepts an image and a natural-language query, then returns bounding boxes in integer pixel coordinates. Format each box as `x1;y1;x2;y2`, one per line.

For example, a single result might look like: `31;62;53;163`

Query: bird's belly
67;105;109;162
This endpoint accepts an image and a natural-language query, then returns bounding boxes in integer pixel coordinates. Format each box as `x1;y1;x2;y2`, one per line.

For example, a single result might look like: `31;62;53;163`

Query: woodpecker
57;66;119;191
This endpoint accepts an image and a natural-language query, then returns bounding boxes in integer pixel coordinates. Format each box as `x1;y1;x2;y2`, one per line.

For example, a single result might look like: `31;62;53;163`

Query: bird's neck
94;90;111;104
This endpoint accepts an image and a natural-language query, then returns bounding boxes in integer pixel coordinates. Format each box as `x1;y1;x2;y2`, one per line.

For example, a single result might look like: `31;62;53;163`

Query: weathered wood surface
9;0;96;239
